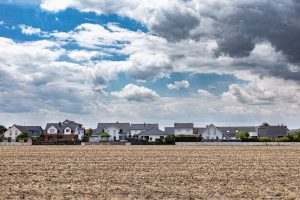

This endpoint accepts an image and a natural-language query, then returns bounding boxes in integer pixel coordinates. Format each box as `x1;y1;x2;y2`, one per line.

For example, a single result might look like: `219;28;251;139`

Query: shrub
154;138;165;145
81;135;89;142
164;135;175;144
17;133;29;140
258;137;273;142
275;137;290;142
175;135;201;142
241;137;259;142
236;131;250;139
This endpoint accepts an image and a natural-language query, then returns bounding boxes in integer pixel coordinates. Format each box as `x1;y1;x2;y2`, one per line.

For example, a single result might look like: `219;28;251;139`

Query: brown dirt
0;146;299;200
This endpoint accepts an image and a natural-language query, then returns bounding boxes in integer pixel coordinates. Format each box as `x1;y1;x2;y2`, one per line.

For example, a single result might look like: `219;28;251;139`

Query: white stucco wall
140;135;165;141
47;125;57;134
249;131;258;137
174;128;193;136
201;126;225;140
64;127;71;135
104;126;120;141
4;126;22;140
130;130;143;136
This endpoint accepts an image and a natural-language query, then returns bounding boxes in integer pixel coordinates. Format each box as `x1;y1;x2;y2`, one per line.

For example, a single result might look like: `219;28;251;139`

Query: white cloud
68;50;109;61
111;84;159;101
19;24;42;35
197;89;214;98
167;80;190;90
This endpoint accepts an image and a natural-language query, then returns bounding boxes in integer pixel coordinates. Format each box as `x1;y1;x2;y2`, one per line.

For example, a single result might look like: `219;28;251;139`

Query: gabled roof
217;126;257;138
14;125;43;137
131;123;159;130
194;127;206;135
138;128;169;136
45;119;83;133
198;124;230;138
96;123;130;134
174;123;194;129
164;127;174;135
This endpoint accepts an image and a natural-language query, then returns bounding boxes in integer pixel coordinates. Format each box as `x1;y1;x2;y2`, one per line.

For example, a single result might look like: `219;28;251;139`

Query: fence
176;142;300;146
32;141;81;145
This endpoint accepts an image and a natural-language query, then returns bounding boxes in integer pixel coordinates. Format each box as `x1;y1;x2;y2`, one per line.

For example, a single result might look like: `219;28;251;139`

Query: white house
90;122;130;142
197;124;259;140
199;124;228;140
4;125;43;141
138;128;171;142
174;123;194;136
44;119;84;141
130;123;159;137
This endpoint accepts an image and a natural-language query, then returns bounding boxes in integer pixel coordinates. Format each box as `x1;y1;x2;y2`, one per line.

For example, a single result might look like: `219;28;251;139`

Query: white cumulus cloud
111;84;159;101
167;80;190;90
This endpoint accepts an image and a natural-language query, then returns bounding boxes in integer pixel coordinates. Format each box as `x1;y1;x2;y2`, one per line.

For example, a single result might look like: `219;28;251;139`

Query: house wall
78;129;84;140
140;135;166;141
44;134;78;141
104;127;120;141
130;130;144;136
249;131;258;137
174;128;193;136
47;125;58;134
4;126;22;141
64;127;72;135
201;126;225;140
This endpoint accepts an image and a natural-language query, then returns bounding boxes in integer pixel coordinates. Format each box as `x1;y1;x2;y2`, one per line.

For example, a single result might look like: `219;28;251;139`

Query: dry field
0;146;299;200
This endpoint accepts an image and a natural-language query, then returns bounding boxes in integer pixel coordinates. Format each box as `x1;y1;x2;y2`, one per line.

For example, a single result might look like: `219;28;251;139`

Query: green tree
261;122;270;126
0;124;7;135
236;131;250;139
100;132;111;141
17;133;29;141
85;128;94;136
293;130;300;139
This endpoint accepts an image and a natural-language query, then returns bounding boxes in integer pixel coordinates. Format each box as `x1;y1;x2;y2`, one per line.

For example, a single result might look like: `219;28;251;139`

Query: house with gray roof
130;123;159;137
196;124;287;140
257;125;288;139
138;128;170;142
89;122;130;142
174;123;194;136
44;119;84;141
164;127;174;135
4;125;43;141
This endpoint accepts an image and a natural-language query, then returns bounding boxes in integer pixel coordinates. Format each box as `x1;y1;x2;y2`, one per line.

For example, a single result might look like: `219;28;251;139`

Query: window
113;130;116;134
150;137;152;141
15;132;18;136
9;132;12;136
15;130;18;134
65;129;70;133
10;130;12;134
50;129;55;134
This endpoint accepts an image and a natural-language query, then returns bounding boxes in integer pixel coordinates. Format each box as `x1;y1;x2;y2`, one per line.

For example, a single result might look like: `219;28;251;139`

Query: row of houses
2;119;288;142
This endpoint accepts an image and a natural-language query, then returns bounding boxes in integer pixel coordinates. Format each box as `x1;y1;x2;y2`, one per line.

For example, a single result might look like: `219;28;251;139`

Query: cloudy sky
0;0;300;129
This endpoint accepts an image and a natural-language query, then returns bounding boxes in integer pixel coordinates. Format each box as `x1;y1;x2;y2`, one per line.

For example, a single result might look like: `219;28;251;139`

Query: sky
0;0;300;129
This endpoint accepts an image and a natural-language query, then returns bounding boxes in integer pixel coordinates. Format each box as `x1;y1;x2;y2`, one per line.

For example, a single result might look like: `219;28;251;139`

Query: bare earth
0;146;299;200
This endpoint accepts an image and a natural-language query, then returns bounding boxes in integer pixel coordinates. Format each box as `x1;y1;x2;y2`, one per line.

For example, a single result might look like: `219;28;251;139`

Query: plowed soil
0;146;299;199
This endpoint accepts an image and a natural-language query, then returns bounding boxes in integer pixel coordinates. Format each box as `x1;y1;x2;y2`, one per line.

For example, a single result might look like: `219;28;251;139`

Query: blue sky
0;0;300;128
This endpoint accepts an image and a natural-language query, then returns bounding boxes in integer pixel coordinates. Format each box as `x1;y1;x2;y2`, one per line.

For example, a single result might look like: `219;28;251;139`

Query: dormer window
66;129;70;133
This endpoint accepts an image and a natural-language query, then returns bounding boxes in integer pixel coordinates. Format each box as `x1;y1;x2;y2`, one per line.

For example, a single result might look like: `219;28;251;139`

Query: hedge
175;135;202;142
